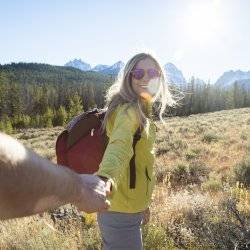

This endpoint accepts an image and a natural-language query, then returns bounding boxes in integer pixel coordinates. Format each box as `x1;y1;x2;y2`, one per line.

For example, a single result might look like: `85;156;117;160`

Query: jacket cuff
93;171;117;192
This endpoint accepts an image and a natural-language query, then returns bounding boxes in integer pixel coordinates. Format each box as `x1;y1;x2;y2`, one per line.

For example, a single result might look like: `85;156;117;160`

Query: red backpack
55;108;141;188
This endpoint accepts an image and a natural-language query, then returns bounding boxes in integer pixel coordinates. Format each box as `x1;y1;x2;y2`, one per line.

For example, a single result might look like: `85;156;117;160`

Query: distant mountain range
215;70;250;89
65;59;92;71
65;59;124;76
65;59;188;86
65;58;249;90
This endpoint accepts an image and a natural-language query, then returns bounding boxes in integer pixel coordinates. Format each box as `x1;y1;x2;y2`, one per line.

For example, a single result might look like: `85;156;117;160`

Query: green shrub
41;107;53;128
172;139;188;150
155;146;170;156
234;158;250;187
142;224;174;250
30;115;42;128
185;150;199;160
189;161;210;185
155;163;169;183
0;116;13;134
170;163;190;187
202;178;222;192
185;152;197;160
202;132;219;143
53;106;68;126
170;162;210;188
184;198;250;249
12;114;31;129
81;227;102;249
240;133;248;141
195;125;205;134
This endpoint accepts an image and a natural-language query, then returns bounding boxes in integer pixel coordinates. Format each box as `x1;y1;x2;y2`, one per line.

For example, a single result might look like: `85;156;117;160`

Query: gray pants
97;211;144;250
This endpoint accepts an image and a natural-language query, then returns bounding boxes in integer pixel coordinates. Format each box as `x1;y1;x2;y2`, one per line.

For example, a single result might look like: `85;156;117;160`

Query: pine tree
42;107;53;128
0;115;13;134
68;94;84;121
53;106;67;126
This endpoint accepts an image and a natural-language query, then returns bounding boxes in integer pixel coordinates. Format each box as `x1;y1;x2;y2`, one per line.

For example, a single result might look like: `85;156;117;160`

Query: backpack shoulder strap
129;126;142;189
66;108;106;149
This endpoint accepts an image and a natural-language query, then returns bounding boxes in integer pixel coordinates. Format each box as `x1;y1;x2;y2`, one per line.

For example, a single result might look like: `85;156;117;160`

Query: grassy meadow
0;107;250;249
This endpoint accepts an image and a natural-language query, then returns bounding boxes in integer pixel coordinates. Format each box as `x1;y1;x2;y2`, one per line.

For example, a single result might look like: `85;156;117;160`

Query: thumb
105;180;112;196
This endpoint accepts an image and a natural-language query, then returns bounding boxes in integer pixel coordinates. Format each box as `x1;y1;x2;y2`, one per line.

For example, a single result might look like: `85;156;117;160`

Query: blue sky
0;0;249;83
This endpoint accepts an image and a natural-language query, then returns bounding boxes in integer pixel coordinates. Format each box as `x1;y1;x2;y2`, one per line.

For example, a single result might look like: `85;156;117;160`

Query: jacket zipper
145;167;151;196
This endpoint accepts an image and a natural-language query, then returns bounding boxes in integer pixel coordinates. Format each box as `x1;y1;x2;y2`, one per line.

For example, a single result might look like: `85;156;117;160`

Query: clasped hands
73;174;112;214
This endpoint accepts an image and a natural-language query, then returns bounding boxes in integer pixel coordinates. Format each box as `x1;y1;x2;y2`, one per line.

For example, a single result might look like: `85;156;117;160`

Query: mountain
215;70;250;89
65;59;125;75
65;59;188;82
65;59;91;71
164;63;186;86
236;79;250;90
92;64;109;72
64;59;194;86
99;61;125;75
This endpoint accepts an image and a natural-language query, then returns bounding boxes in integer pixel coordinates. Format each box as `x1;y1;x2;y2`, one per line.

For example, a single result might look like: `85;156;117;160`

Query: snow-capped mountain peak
215;70;250;87
109;61;124;70
164;62;186;86
92;64;109;71
65;59;91;71
65;59;125;75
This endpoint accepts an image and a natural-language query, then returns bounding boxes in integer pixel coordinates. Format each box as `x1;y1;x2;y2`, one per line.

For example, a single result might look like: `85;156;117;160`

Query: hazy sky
1;0;249;83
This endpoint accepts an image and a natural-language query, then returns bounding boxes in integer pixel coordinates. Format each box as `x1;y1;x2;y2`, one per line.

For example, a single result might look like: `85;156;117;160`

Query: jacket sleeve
94;104;139;191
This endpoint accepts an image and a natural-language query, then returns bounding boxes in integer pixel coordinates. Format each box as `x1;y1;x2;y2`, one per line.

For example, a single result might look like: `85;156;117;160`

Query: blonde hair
100;52;176;133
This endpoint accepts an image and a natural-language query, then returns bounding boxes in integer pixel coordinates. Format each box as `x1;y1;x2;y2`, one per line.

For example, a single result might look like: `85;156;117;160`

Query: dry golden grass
1;107;250;249
155;108;250;182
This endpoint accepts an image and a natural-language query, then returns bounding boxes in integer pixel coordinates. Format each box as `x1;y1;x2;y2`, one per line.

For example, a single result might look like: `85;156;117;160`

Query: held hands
98;175;112;196
72;174;112;213
105;179;112;196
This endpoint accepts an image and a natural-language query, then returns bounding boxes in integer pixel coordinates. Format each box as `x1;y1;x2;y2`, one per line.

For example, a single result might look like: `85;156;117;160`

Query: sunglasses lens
132;69;144;80
148;69;160;79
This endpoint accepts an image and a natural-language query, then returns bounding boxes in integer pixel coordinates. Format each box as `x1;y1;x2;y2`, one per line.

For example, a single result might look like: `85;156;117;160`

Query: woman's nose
142;74;150;82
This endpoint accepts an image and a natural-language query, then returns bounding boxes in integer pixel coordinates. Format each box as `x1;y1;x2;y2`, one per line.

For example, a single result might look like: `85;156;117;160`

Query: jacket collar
140;96;153;118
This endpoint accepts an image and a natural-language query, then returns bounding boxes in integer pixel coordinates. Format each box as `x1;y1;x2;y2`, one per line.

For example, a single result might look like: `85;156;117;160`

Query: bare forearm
0;132;80;219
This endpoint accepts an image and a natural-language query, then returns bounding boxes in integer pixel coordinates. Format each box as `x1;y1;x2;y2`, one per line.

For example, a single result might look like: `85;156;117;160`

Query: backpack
55;108;141;189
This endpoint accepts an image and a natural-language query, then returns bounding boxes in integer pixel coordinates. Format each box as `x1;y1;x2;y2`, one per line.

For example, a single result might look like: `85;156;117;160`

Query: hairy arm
0;132;109;220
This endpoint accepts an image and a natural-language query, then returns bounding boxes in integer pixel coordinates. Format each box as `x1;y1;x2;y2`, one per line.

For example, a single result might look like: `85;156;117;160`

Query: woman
94;52;176;249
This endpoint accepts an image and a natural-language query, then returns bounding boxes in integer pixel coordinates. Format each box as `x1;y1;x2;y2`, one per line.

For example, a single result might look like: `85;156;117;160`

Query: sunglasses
130;68;161;80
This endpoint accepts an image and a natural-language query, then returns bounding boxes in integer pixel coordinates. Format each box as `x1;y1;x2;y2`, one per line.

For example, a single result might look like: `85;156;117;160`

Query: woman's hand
73;174;110;213
97;175;112;196
142;207;150;225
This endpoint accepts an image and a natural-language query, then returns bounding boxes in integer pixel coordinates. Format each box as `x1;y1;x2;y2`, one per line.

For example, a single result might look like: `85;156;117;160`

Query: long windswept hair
100;52;177;133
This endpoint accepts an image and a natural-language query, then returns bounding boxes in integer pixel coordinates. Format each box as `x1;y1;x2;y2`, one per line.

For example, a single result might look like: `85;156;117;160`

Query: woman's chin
139;92;153;101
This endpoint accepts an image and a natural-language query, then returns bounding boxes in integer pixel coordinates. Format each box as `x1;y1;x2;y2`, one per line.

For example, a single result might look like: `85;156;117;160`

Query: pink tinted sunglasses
130;68;161;80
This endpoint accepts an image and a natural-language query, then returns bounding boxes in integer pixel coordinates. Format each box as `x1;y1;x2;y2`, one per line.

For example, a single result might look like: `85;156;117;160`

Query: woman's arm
0;132;110;220
95;104;139;191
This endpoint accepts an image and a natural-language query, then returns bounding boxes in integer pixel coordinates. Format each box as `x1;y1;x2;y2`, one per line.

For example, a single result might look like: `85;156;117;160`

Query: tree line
167;77;250;117
0;63;250;133
0;63;113;133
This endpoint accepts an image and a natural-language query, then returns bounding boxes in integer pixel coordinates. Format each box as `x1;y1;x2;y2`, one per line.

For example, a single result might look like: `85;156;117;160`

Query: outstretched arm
0;132;110;220
95;104;139;191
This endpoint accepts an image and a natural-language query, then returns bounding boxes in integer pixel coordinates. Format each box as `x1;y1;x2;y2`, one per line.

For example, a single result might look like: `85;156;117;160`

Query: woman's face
131;57;161;101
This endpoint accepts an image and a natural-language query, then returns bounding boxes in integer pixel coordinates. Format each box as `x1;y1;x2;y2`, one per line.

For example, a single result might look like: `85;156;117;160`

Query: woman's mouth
138;84;148;89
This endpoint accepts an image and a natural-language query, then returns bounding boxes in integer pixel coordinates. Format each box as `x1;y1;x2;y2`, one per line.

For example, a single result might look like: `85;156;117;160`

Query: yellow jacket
95;98;156;213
